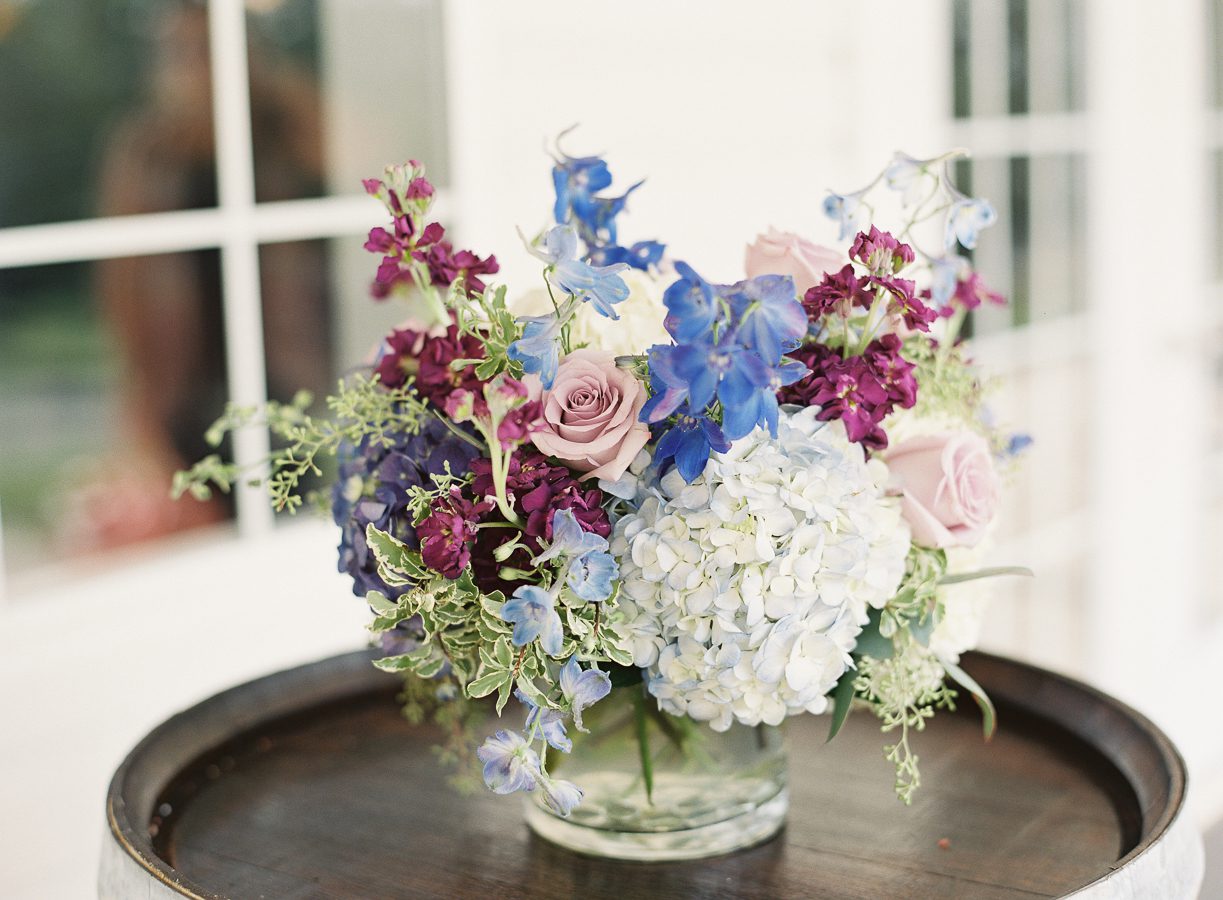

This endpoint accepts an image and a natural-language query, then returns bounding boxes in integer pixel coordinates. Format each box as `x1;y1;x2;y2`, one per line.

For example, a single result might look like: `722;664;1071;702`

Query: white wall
442;0;950;287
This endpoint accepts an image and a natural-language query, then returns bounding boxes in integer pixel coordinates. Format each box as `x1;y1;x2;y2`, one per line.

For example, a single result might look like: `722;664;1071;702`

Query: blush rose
886;431;1001;548
745;227;843;294
526;349;651;482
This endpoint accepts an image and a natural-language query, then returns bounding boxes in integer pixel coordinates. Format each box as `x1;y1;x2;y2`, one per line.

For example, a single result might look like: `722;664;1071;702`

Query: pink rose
745;228;843;294
887;431;1001;548
526;349;650;482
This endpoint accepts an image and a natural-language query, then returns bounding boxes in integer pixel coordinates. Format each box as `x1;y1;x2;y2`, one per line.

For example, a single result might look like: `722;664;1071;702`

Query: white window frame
946;0;1223;817
0;0;450;603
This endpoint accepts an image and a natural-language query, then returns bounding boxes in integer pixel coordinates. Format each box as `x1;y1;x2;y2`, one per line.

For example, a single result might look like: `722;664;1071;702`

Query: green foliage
172;375;436;512
854;644;959;805
902;333;989;431
453;284;524;381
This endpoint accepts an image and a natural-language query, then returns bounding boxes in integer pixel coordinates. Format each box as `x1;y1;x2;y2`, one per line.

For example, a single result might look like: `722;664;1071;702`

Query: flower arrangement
177;136;1028;822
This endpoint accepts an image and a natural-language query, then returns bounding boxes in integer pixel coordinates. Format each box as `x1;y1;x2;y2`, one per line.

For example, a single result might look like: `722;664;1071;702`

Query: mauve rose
526;349;650;482
745;227;843;294
887;431;1000;548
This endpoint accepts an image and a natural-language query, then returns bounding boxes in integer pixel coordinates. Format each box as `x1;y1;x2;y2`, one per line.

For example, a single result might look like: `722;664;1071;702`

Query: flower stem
633;688;655;804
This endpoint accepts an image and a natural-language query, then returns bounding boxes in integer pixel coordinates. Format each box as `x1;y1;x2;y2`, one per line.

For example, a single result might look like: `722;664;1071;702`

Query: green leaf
467;669;509;699
493;636;514;669
603;641;635;669
939;566;1034;585
414;655;446;679
826;666;857;743
909;608;941;647
495;677;514;714
372;645;432;672
942;660;997;740
854;609;895;660
365;525;425;587
365;591;397;615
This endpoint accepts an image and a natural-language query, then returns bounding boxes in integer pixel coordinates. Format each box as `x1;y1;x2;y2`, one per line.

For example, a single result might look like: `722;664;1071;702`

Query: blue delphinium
529;225;631;319
507;313;563;388
477;730;542;794
501;585;564;655
558;656;611;731
642;263;809;482
551;140;665;272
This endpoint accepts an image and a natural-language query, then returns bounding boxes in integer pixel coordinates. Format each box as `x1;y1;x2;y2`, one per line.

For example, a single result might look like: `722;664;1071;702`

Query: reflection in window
0;252;231;575
0;1;217;227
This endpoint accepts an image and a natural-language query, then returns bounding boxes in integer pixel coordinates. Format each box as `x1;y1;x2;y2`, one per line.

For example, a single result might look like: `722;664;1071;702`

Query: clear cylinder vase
523;682;788;861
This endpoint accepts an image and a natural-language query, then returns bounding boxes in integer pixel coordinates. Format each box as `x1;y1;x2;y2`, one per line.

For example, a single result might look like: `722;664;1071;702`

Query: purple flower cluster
780;334;917;449
417;488;494;579
331;416;480;597
467;451;610;593
375;321;488;416
805;228;935;334
363;169;498;299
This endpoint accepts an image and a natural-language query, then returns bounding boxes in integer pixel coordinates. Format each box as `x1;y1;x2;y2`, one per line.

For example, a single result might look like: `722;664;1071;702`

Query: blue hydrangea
332;415;479;596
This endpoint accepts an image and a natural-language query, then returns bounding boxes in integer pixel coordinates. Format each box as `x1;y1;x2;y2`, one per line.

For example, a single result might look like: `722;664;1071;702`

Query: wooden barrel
100;650;1204;899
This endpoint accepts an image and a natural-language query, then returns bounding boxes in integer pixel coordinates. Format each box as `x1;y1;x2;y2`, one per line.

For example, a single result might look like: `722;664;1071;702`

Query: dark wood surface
105;650;1188;899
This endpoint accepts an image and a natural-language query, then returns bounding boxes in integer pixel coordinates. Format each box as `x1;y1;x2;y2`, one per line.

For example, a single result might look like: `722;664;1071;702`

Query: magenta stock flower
375;321;488;415
849;226;915;276
417;488;494;578
803;264;872;320
780;335;917;449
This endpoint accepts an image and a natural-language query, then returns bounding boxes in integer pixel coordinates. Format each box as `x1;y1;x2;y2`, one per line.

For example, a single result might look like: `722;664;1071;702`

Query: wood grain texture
104;651;1189;900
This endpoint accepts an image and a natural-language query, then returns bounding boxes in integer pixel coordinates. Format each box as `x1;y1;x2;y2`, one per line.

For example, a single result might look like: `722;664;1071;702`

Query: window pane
0;1;216;228
956;153;1086;335
952;0;1084;119
0;251;233;583
245;0;449;203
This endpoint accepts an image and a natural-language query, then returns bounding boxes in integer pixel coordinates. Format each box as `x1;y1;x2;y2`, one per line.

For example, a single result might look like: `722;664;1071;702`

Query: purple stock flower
849;226;915;276
803;264;873;320
416;488;493;579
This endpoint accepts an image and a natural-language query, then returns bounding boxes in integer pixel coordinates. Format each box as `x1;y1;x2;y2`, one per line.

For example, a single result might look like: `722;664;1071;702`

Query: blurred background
1;0;1221;895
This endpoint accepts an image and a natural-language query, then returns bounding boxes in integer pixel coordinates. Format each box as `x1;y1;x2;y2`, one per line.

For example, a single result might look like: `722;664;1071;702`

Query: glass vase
523;682;788;861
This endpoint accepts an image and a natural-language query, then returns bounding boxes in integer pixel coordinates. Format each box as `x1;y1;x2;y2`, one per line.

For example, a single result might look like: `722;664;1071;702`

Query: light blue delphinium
565;550;617;602
929;255;963;309
515;690;572;752
476;730;541;794
532;509;618;603
501;585;565;655
507;313;562;388
526;225;631;319
532;508;608;565
559;656;611;732
823;191;867;241
945;198;997;251
537;773;584;816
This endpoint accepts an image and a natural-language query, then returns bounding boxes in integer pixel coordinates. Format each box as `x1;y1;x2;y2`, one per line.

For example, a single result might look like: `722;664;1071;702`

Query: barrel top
103;650;1193;899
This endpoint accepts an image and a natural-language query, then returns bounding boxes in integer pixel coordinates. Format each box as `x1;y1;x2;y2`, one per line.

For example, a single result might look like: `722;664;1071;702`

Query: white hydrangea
928;543;992;662
611;407;910;731
511;267;672;357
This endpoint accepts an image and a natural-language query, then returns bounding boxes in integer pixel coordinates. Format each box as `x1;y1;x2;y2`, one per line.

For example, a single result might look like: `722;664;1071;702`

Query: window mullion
208;0;273;537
